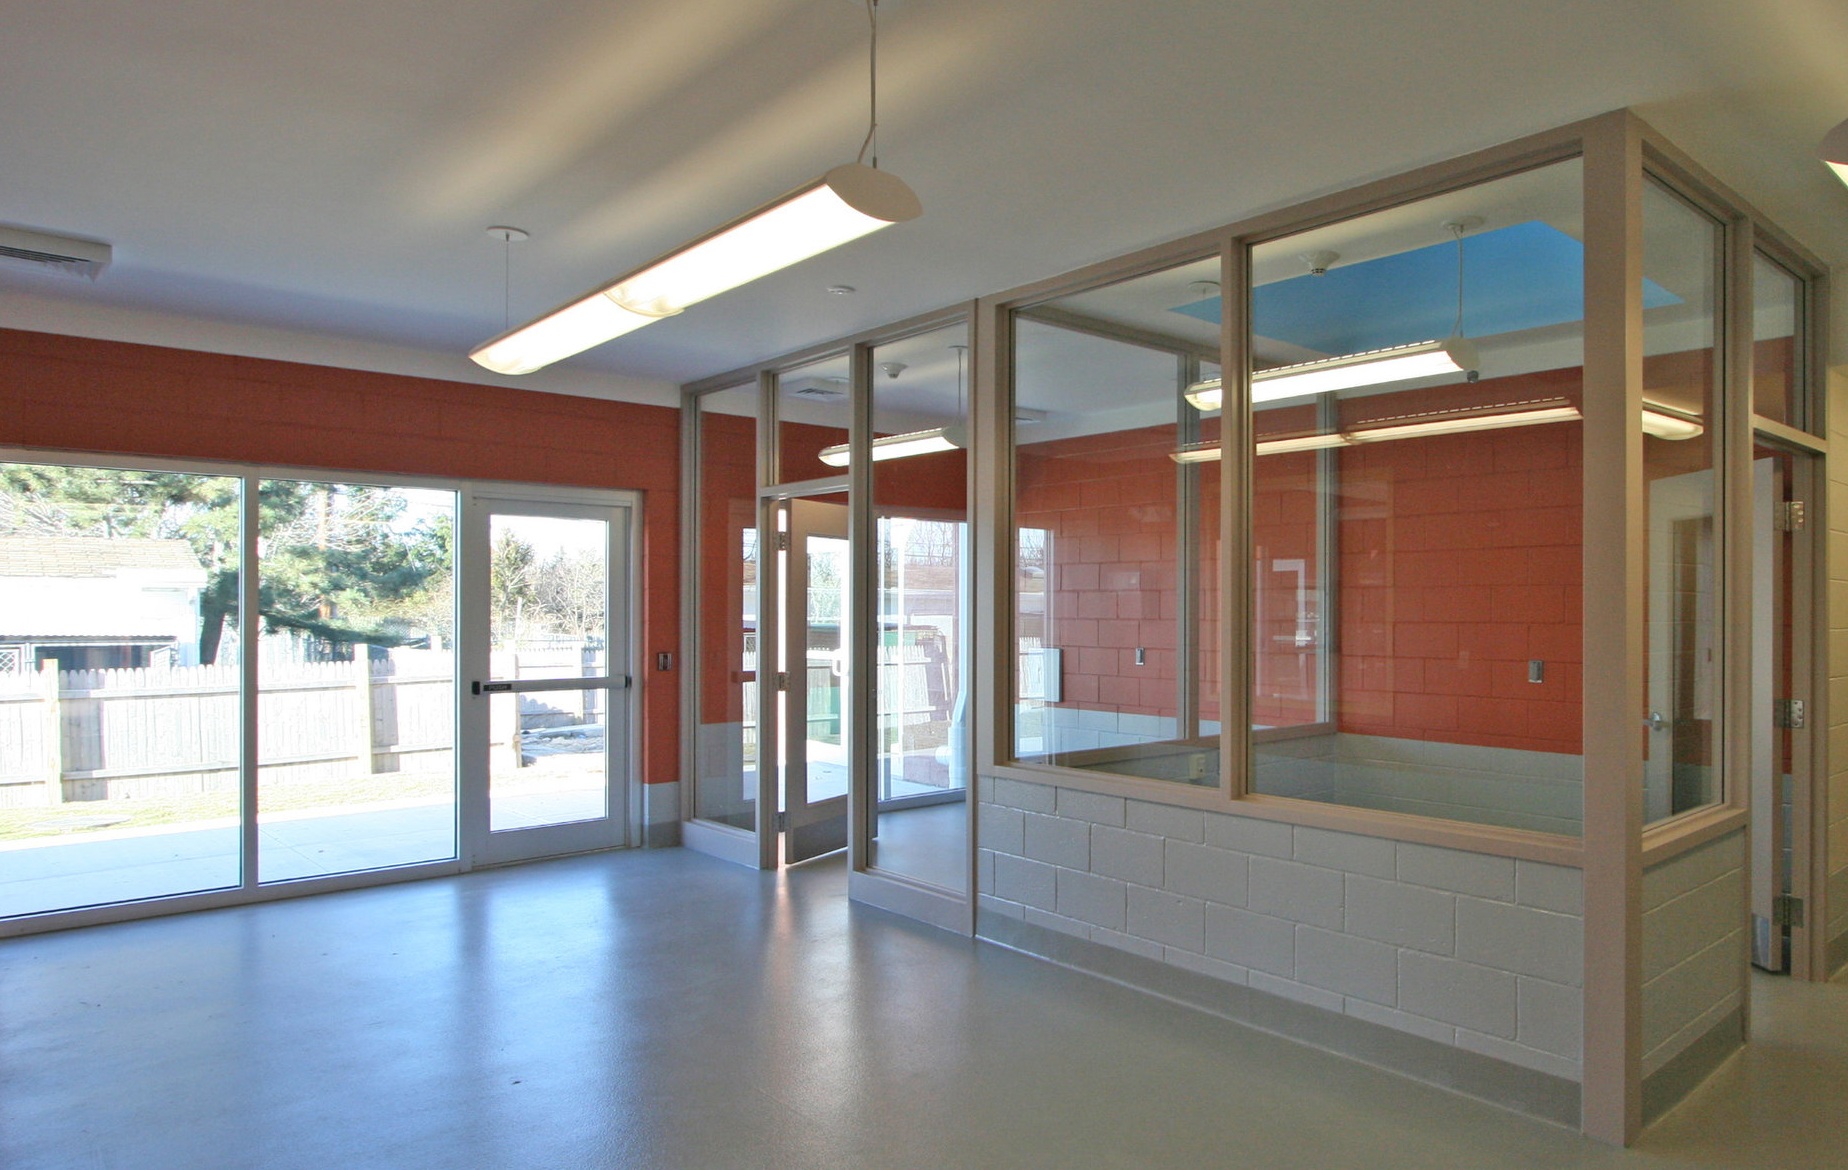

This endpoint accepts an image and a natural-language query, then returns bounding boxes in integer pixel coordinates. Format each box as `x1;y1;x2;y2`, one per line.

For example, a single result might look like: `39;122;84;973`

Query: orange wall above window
0;327;684;785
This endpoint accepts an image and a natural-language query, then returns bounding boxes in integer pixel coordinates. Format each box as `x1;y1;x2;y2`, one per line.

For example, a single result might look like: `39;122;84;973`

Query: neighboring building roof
0;537;206;579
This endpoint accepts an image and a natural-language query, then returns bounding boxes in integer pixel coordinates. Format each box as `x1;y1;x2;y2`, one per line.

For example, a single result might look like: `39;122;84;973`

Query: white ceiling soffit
0;0;1844;394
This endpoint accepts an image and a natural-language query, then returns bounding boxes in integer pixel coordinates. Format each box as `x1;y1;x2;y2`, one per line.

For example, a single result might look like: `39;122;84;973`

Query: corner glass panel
1009;257;1224;786
1246;159;1586;835
1642;179;1724;823
0;462;244;915
1751;252;1803;429
869;322;970;890
693;385;761;830
256;480;457;881
778;353;851;484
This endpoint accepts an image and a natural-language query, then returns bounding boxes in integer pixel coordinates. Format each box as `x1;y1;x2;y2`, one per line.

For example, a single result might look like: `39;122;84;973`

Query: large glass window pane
1247;160;1586;835
693;385;761;829
256;480;456;881
1642;180;1724;823
484;512;609;832
1752;252;1803;428
778;353;851;484
870;322;970;890
1010;257;1223;785
0;462;243;915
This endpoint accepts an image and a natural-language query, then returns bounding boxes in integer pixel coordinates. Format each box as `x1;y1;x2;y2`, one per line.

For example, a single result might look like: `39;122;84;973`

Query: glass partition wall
1242;160;1588;834
684;316;973;896
1009;258;1225;785
679;113;1827;1140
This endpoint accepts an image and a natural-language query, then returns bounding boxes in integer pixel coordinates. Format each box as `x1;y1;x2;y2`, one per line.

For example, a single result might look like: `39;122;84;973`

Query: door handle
1644;710;1668;732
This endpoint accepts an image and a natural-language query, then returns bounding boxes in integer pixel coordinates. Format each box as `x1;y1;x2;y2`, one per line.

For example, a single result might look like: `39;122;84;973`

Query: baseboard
849;869;971;934
681;818;759;868
1641;1006;1743;1125
977;910;1580;1129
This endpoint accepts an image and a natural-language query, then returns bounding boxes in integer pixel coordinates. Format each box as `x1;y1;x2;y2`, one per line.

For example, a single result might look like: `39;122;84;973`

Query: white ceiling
2;0;1845;397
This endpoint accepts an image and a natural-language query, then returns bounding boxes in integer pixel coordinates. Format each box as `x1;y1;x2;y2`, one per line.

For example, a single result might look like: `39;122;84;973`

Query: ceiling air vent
787;378;848;400
0;225;112;280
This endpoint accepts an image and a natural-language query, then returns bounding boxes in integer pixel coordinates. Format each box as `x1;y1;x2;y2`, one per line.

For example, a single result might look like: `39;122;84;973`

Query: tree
490;530;538;645
0;466;454;662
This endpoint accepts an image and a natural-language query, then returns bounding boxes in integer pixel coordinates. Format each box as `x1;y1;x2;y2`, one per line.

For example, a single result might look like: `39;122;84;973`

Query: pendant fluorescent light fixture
1188;219;1484;412
1820;116;1848;188
818;344;968;466
471;2;920;375
1173;401;1579;463
1641;400;1704;440
818;425;965;466
1183;337;1480;411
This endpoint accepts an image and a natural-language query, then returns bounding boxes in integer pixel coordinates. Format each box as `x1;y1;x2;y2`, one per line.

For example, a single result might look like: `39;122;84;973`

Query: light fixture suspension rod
858;0;879;167
1452;222;1465;337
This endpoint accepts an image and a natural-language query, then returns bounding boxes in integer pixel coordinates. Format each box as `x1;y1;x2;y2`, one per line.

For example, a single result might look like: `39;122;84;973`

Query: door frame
457;485;642;868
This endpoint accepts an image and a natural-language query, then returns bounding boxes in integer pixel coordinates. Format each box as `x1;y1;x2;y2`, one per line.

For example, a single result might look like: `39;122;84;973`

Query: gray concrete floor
2;846;1844;1170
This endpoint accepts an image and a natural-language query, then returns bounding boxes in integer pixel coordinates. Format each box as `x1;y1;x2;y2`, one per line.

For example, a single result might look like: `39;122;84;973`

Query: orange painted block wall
0;327;684;784
1017;369;1586;757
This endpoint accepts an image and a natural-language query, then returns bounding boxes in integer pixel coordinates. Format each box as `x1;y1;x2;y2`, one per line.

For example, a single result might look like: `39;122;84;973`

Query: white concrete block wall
1640;831;1746;1077
977;777;1585;1081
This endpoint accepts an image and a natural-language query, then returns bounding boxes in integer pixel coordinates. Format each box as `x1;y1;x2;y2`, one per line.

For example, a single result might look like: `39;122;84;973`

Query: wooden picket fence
0;652;454;807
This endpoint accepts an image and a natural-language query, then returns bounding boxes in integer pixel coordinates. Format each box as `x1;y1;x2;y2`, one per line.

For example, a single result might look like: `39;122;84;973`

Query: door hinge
1774;698;1806;730
1774;500;1806;531
775;531;791;551
1773;894;1805;929
775;671;789;691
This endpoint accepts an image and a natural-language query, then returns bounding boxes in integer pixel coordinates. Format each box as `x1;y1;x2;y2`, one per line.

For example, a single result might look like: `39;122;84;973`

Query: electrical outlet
1189;753;1207;780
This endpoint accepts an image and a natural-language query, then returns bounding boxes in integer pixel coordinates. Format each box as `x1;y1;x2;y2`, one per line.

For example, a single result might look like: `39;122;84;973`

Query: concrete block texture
1344;874;1456;954
1127;885;1206;952
1248;856;1345;930
1126;798;1205;842
1164;946;1251;986
1398;951;1519;1039
1090;825;1165;887
1643;864;1745;981
1643;929;1747;1056
1294;825;1397;879
1517;976;1583;1060
1642;831;1744;910
1456;897;1582;986
978;802;1025;855
1056;867;1127;932
1024;811;1090;870
1515;860;1583;914
1204;812;1294;858
1249;970;1345;1013
1164;840;1248;906
1294;925;1398;1005
1205;904;1295;977
992;777;1056;813
993;853;1057;911
1396;842;1516;900
1055;787;1126;826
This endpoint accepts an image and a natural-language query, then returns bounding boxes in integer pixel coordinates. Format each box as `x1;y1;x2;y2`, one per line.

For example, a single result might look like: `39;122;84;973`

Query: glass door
462;495;633;866
781;498;850;862
1750;447;1811;972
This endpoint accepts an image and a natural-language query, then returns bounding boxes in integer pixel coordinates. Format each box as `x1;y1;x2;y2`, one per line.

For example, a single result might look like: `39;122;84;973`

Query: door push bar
471;675;631;696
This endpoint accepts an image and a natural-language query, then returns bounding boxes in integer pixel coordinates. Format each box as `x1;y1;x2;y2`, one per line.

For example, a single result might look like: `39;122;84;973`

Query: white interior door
461;493;635;866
